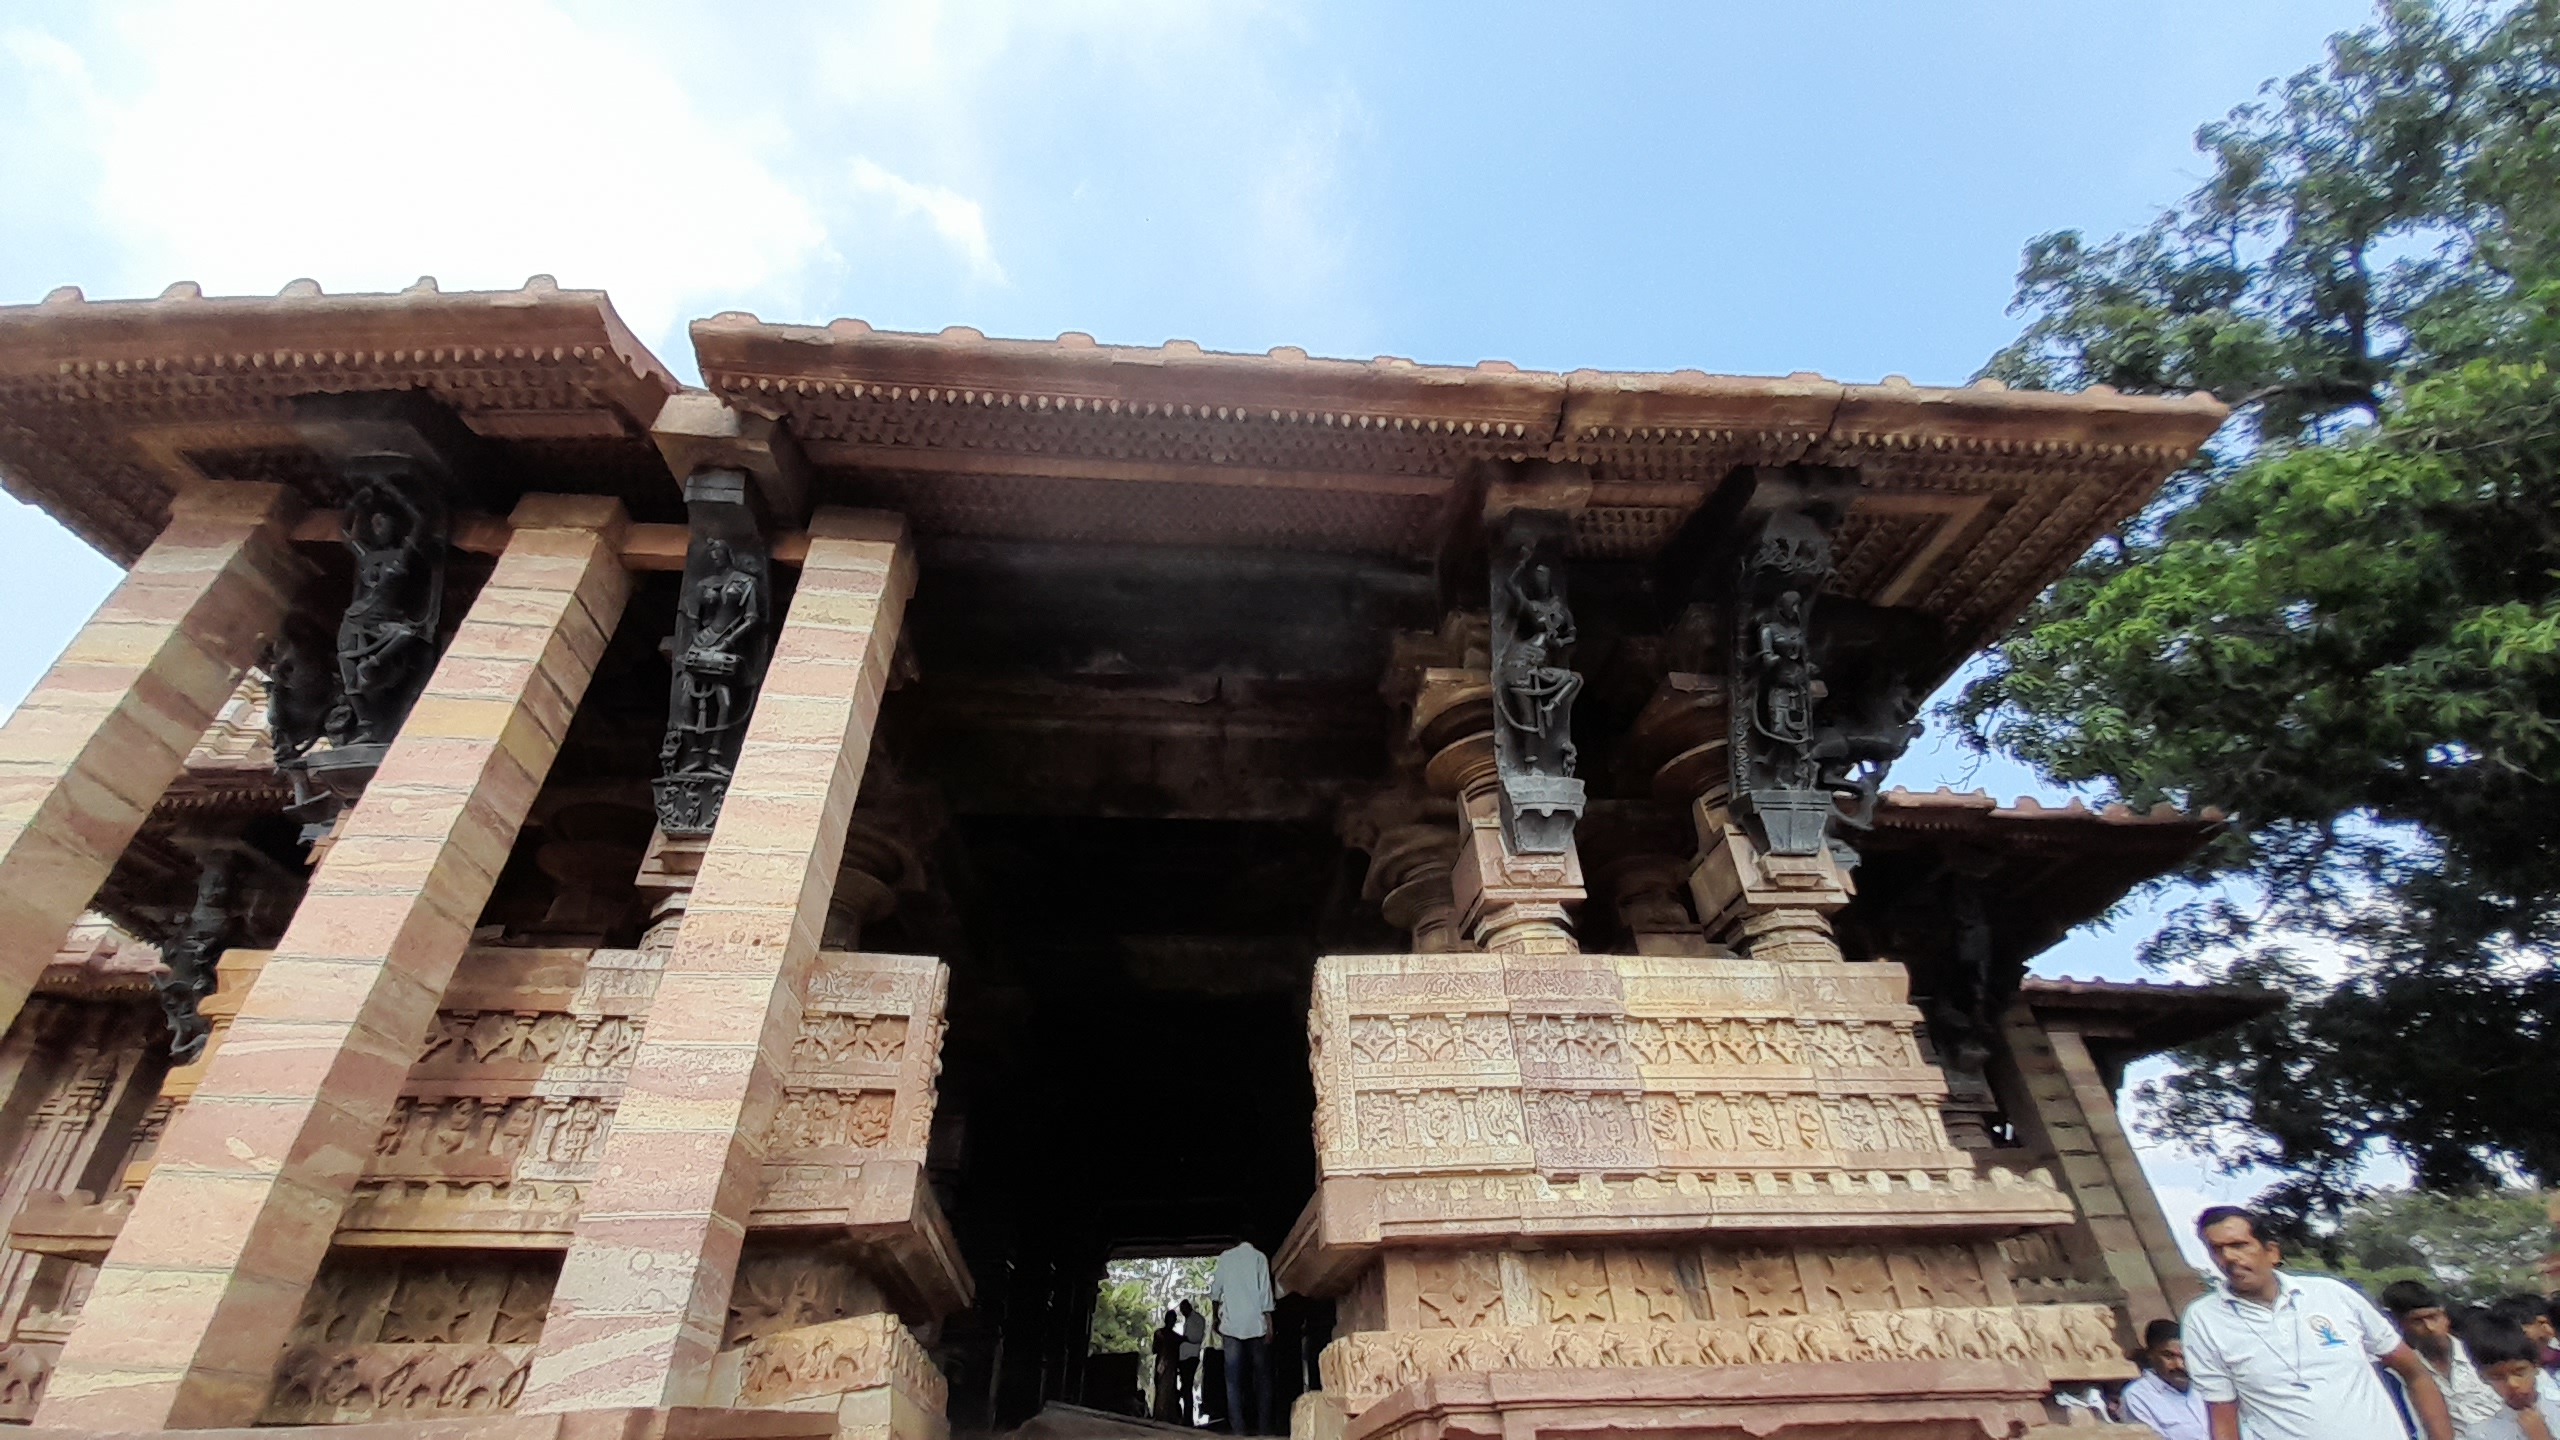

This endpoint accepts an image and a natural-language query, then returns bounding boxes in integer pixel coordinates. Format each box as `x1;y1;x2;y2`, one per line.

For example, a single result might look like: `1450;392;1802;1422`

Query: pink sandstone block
523;511;911;1415
36;498;630;1433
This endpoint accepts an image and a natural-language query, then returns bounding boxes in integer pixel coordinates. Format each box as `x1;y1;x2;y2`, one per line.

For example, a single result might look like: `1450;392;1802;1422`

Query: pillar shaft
37;495;631;1431
522;509;914;1412
2047;1026;2205;1316
0;481;304;1034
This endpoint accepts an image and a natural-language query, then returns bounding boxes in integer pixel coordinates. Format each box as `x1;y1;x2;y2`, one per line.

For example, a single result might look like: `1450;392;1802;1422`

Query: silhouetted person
1152;1309;1183;1422
1209;1239;1275;1436
1178;1298;1207;1422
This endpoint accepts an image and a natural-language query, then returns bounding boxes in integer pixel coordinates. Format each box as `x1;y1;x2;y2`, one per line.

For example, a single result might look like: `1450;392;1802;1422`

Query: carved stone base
651;773;730;841
709;1315;948;1440
1689;809;1852;963
1315;1361;2056;1440
1739;908;1845;965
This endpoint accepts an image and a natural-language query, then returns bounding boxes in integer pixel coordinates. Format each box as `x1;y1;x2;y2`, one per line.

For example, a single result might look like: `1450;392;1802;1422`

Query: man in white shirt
1177;1298;1207;1423
1207;1238;1276;1436
2181;1206;2454;1440
2383;1281;2513;1439
2122;1317;2211;1440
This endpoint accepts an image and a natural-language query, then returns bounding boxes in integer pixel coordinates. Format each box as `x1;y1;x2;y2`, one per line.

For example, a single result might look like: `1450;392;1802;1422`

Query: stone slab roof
0;281;2226;656
694;312;2227;650
2022;975;2285;1057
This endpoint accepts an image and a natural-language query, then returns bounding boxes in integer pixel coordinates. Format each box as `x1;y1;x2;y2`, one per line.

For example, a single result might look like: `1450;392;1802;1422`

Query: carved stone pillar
823;815;914;951
522;509;917;1414
1363;822;1464;954
0;480;305;1038
1415;669;1583;955
38;495;632;1432
1690;804;1856;964
1604;855;1715;957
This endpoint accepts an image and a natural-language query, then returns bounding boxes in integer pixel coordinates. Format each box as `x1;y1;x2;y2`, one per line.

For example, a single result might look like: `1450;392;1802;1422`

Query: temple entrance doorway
912;818;1369;1433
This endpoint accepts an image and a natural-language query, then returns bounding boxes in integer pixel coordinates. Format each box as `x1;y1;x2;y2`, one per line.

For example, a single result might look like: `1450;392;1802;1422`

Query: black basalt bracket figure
1728;483;1927;859
326;457;449;751
1730;502;1844;857
654;469;775;837
154;856;238;1062
1491;508;1585;855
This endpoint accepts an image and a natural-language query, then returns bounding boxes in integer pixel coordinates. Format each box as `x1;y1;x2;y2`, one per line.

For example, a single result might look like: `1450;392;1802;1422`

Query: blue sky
0;0;2393;1246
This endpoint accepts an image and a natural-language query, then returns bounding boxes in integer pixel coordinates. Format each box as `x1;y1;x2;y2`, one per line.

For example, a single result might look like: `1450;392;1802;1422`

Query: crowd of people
2111;1206;2560;1440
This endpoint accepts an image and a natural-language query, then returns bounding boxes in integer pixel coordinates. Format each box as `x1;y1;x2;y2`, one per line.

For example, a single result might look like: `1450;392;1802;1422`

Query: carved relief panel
1299;952;2071;1258
316;946;956;1251
264;1252;556;1424
759;950;948;1225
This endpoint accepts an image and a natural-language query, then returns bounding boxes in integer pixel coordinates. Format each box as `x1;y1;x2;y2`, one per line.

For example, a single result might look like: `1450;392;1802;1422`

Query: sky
0;0;2397;1259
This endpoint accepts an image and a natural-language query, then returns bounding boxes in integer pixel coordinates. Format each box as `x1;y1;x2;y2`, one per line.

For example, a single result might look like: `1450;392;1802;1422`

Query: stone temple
0;278;2274;1440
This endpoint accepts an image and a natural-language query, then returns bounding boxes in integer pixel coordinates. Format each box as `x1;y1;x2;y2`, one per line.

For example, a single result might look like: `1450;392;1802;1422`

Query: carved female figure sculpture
1497;556;1583;775
330;477;445;747
664;539;764;777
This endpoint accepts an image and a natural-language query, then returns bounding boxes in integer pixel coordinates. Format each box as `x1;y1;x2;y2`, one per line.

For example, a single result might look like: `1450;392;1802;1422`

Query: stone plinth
1282;951;2115;1440
1332;1361;2055;1440
708;1315;947;1440
331;946;959;1298
1286;952;2073;1286
19;1405;837;1440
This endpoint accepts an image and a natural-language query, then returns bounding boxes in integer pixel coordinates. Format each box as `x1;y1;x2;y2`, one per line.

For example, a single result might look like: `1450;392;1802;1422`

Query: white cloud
9;0;829;365
850;158;1005;283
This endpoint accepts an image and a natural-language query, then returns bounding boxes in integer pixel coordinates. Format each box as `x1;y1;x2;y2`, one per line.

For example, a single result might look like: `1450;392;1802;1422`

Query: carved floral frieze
1312;954;1999;1191
1317;1302;2133;1409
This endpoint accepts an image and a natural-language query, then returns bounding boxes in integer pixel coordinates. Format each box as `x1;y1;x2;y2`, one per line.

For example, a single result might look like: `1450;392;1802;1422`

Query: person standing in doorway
2182;1207;2454;1440
1209;1238;1275;1436
2121;1317;2210;1440
1151;1309;1184;1423
1178;1298;1207;1423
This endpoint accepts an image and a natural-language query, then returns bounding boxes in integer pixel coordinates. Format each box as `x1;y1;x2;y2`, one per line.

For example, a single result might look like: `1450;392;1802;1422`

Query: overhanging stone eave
0;279;683;564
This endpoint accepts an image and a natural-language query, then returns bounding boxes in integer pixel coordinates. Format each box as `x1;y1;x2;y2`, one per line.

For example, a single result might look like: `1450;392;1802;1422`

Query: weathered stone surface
0;482;305;1039
36;497;630;1433
1287;952;2072;1290
521;510;918;1414
1326;1360;2057;1440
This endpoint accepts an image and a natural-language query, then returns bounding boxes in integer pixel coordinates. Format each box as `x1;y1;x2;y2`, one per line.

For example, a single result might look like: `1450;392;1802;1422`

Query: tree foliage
2291;1187;2558;1303
1964;0;2560;1219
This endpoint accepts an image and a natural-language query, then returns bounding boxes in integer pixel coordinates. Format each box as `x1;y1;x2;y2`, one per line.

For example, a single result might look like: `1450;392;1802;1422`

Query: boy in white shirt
2465;1320;2560;1440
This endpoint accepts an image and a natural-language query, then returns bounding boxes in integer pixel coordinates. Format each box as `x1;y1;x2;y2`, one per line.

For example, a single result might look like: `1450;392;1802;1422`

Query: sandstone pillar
36;494;631;1431
0;481;304;1036
1999;1006;2201;1323
521;509;915;1413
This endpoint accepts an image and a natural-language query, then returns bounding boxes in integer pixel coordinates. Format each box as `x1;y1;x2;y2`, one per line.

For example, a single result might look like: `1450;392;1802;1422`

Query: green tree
1090;1274;1156;1357
2293;1187;2558;1303
1963;0;2560;1221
